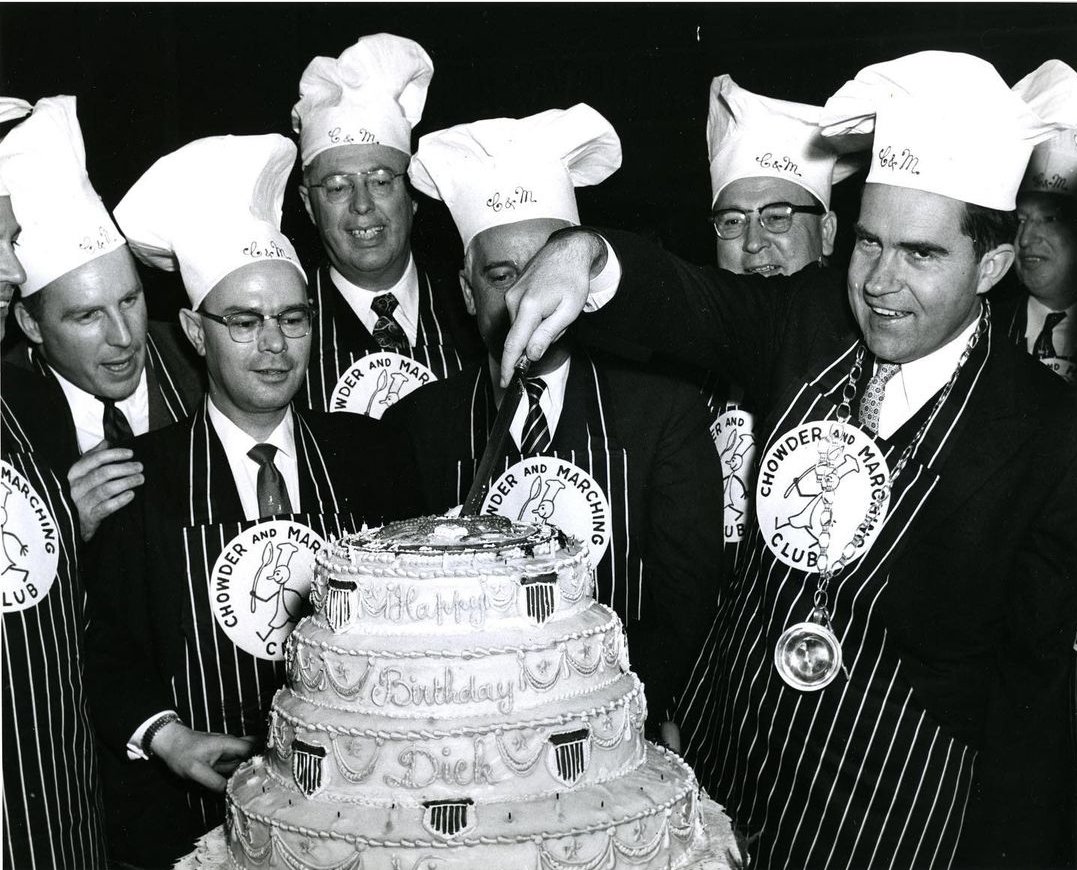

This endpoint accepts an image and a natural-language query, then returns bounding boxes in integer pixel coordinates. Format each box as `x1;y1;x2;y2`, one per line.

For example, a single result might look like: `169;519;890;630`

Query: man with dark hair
90;133;420;868
1;96;202;543
498;52;1077;869
0;96;109;870
291;34;480;417
998;60;1077;383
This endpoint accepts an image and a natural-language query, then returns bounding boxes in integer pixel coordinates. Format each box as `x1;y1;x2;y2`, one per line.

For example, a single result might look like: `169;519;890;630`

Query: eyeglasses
308;169;406;203
711;202;826;240
200;305;317;343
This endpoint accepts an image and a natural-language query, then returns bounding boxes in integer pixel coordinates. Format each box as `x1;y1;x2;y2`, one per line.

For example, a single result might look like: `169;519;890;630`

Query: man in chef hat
707;74;862;277
1000;59;1077;384
496;51;1077;868
389;104;724;734
292;33;481;416
0;96;109;870
90;133;419;868
0;96;202;543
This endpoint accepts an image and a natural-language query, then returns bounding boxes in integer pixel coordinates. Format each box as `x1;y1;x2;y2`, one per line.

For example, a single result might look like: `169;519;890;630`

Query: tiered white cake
226;515;706;869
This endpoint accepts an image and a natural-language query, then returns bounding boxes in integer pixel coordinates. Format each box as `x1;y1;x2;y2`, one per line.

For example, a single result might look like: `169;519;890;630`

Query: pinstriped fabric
674;332;992;869
171;403;358;828
452;361;638;655
144;331;192;423
305;266;466;413
1;397;107;870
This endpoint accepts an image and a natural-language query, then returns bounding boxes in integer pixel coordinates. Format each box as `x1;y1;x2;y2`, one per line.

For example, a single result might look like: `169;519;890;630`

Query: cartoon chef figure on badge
249;541;303;642
0;466;59;613
329;352;436;419
756;421;890;572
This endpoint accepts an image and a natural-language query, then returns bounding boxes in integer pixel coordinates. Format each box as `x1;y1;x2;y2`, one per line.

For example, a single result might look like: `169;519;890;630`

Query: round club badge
711;407;757;543
210;520;326;660
0;461;60;612
756;421;890;573
482;457;612;569
329;352;436;418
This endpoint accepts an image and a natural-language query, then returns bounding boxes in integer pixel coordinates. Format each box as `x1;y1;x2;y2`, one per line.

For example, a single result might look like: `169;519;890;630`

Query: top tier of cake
309;515;594;636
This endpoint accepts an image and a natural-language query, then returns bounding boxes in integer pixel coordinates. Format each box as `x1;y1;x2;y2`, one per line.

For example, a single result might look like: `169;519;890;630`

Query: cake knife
460;355;532;516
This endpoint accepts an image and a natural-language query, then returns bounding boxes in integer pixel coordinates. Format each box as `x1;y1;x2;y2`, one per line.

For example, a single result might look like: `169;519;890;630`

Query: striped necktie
371;292;410;354
520;378;552;456
859;362;901;436
1032;311;1067;359
247;443;293;518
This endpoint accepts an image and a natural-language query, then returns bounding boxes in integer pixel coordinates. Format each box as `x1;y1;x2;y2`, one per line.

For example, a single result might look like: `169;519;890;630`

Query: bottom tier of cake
226;744;706;870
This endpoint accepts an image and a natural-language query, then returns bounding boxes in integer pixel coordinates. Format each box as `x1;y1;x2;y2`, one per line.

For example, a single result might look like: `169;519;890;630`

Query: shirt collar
51;363;148;423
887;314;980;414
1026;294;1077;339
329;254;418;305
487;352;572;407
206;398;296;460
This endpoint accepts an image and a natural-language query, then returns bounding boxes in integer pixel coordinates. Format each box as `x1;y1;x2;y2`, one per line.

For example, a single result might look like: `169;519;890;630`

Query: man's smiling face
847;183;1007;364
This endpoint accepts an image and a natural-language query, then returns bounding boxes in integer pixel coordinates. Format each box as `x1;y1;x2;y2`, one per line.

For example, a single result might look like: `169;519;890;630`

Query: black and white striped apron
450;360;639;628
1;396;107;870
172;406;358;828
675;328;993;869
304;265;466;413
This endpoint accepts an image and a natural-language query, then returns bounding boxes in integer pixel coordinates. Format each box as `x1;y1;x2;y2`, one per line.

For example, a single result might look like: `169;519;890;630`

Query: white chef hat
1012;60;1077;200
114;134;304;310
409;104;622;253
291;33;433;167
707;75;863;209
0;96;126;295
819;51;1059;211
0;97;32;197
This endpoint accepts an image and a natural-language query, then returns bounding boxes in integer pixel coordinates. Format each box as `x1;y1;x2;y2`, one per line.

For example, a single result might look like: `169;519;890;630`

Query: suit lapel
900;331;1028;530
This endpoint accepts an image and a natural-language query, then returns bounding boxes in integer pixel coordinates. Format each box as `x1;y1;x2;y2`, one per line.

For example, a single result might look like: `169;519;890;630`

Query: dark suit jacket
83;406;421;867
578;229;1077;867
386;350;725;726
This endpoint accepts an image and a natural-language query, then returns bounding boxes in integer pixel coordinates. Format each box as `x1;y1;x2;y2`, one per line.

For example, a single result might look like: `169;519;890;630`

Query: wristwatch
141;712;182;758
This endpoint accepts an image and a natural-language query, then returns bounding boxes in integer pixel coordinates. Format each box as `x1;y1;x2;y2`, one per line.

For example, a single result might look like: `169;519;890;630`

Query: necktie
247;444;293;518
1032;311;1067;359
859;362;902;436
520;377;553;456
371;293;410;354
99;397;134;445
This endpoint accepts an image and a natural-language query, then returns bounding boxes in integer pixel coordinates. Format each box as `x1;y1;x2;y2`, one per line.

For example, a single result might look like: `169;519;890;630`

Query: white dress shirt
206;399;301;522
873;317;979;439
1024;295;1076;359
329;255;420;346
128;399;302;758
52;366;150;454
489;354;571;449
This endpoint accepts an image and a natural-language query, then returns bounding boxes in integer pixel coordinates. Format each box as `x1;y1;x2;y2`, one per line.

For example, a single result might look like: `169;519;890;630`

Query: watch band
141;712;182;758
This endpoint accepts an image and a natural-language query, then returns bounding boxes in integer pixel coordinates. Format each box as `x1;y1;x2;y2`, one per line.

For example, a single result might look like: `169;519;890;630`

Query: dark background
2;3;1075;313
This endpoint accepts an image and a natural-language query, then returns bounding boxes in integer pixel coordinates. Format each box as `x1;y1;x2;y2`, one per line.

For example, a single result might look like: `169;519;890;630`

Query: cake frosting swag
226;515;706;869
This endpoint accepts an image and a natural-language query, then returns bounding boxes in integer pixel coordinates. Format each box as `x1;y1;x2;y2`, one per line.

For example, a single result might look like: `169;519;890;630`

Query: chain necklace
774;302;990;692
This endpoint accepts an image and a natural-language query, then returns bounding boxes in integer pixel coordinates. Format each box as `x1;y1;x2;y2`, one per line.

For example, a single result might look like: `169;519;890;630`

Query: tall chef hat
1012;60;1077;199
0;97;32;197
0;96;126;295
114;134;304;310
707;75;863;209
292;33;433;167
819;51;1059;210
409;104;622;253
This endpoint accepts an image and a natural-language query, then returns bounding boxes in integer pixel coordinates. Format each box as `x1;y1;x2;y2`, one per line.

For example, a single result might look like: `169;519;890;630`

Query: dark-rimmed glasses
200;305;317;343
308;169;406;203
711;202;826;240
